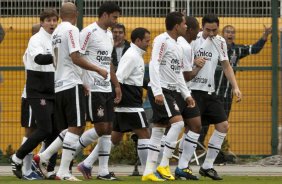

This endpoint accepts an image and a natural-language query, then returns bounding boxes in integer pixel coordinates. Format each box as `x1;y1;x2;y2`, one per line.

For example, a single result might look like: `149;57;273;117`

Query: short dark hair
165;11;184;31
131;27;150;43
112;23;125;33
185;16;199;30
202;14;219;27
40;8;59;22
98;1;121;18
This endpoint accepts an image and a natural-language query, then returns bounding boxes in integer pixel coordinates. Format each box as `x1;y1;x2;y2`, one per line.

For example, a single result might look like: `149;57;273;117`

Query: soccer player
111;23;130;71
73;1;122;180
199;24;272;146
173;16;206;180
77;27;151;179
141;11;195;182
33;2;107;181
189;14;242;180
10;8;58;180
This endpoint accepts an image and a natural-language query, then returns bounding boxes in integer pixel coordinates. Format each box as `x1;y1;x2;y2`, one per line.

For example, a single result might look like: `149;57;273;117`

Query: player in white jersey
73;2;122;181
142;12;195;182
33;3;107;181
189;14;242;180
77;28;151;179
167;16;207;180
10;9;58;180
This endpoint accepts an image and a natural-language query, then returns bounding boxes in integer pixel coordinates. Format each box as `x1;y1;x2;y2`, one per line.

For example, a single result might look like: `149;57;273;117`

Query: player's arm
178;70;195;108
239;25;271;59
70;51;107;79
110;62;122;104
115;52;135;83
183;57;205;81
34;54;53;65
221;60;241;102
149;38;166;105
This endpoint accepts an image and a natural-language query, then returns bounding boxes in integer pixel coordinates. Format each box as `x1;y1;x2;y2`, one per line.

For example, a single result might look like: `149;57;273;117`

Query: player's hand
186;96;195;108
233;88;242;103
194;57;206;68
262;25;272;40
114;86;122;104
155;95;164;105
82;84;90;96
98;68;108;79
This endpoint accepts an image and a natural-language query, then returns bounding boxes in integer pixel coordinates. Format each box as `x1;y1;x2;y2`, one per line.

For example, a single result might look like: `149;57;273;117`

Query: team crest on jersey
173;101;179;111
97;106;104;117
40;99;46;106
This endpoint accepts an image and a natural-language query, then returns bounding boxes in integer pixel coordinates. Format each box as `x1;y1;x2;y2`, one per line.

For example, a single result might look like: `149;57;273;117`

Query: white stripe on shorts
28;105;32;127
163;96;172;117
88;92;93;121
75;85;81;126
138;112;146;128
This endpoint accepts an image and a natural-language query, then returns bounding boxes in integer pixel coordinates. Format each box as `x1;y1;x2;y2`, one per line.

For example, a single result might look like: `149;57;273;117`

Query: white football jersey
24;27;54;72
177;36;194;72
149;32;190;100
80;22;113;92
52;22;83;93
189;32;228;93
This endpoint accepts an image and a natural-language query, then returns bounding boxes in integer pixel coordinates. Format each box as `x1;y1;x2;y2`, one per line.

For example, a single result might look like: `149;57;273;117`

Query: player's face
138;33;151;51
106;11;120;28
188;23;200;41
41;16;58;34
223;26;235;45
202;22;219;39
177;16;187;37
113;27;125;43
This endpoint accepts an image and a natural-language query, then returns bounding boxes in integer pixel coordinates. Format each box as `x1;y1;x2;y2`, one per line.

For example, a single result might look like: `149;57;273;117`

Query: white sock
40;129;67;161
137;139;149;171
83;138;100;168
178;135;185;159
21;137;32;176
75;128;99;156
143;127;165;176
178;131;200;169
155;135;165;169
57;132;79;177
98;135;112;176
160;121;184;167
202;130;226;169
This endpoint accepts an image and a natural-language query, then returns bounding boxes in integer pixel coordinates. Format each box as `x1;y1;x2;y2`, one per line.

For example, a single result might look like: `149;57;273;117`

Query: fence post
271;0;279;155
76;0;83;31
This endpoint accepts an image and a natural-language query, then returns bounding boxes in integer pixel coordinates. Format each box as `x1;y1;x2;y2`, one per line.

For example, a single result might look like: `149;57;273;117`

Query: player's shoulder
214;35;226;43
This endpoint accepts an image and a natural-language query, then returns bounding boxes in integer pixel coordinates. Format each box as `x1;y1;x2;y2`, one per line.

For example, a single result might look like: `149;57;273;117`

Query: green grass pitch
0;176;282;184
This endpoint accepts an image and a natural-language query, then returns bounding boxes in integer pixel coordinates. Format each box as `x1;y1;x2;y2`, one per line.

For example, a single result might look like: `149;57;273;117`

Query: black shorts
21;97;36;128
27;98;54;132
192;90;227;125
175;92;200;120
87;92;114;123
113;111;149;132
147;87;181;124
55;85;86;130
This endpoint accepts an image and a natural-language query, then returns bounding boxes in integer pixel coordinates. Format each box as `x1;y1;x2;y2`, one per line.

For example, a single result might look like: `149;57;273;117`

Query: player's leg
55;85;86;181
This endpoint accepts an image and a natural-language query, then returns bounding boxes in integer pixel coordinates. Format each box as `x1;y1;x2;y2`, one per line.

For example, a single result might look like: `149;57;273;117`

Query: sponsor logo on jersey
81;32;91;50
191;76;208;84
68;30;75;48
96;50;111;64
158;42;166;63
197;48;212;59
170;59;181;73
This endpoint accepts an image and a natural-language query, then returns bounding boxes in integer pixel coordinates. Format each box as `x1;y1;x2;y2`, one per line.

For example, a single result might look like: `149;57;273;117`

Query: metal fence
0;0;281;158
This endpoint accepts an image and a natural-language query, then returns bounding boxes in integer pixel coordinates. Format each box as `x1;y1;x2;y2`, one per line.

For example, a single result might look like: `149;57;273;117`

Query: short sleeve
67;26;81;54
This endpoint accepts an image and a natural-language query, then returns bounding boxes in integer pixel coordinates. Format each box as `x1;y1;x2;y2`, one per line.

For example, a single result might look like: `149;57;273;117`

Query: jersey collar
39;27;52;38
130;42;146;56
